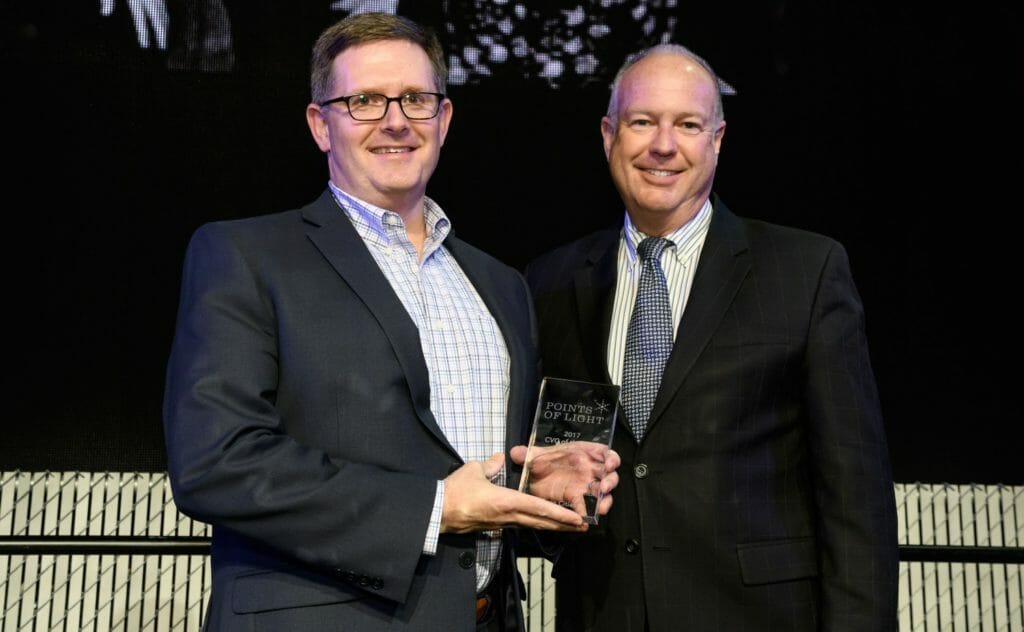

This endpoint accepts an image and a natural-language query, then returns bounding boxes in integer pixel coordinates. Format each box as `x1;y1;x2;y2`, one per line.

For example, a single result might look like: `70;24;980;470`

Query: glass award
518;377;620;525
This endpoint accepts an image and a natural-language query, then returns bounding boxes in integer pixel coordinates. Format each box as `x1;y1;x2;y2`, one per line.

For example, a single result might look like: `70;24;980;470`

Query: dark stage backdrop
3;1;1020;484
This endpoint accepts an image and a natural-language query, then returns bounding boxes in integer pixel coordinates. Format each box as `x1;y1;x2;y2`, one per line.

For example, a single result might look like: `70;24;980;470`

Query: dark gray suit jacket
525;196;898;632
163;190;537;631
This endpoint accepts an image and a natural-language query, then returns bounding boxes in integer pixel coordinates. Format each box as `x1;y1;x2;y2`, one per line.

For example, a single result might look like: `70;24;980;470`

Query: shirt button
445;384;457;394
624;538;641;554
458;551;476;569
633;463;649;479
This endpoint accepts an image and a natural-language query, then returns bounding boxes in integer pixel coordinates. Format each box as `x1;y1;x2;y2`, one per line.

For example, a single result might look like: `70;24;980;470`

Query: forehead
331;39;434;92
617;53;718;116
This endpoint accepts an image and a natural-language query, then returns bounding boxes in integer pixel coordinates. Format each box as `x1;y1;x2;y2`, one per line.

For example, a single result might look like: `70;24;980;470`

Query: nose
649;123;678;156
380;99;409;132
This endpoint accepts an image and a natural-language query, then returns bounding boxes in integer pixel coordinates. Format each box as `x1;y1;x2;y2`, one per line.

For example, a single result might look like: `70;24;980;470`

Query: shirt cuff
423;479;444;555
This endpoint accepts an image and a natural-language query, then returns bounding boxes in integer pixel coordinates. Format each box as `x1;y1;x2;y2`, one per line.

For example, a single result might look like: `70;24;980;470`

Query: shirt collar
328;182;452;254
623;198;713;264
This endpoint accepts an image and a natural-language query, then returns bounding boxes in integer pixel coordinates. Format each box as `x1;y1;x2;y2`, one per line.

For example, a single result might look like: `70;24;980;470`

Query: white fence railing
2;473;1021;632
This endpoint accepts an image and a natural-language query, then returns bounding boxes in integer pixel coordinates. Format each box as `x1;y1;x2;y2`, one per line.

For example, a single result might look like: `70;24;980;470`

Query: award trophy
518;377;620;524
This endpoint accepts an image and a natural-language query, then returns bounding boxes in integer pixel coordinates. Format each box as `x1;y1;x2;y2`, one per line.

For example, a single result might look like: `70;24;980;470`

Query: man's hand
441;453;588;534
510;443;621;518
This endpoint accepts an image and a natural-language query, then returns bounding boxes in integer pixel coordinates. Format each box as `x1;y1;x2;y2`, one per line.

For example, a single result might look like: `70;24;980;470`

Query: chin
375;176;420;194
636;199;683;217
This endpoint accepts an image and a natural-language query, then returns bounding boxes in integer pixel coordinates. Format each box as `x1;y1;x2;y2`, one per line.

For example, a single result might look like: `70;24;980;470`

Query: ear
600;116;616;161
306;103;331;153
712;120;726;156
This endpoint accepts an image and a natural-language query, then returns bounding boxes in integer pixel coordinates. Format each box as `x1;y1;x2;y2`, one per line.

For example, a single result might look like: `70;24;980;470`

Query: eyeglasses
319;92;445;121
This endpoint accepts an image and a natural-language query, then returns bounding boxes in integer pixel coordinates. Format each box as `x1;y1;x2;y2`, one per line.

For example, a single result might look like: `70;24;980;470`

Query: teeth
647;169;674;176
374;147;408;153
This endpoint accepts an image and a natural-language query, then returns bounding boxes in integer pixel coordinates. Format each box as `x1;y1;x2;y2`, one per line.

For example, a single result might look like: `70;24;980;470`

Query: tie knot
636;237;672;263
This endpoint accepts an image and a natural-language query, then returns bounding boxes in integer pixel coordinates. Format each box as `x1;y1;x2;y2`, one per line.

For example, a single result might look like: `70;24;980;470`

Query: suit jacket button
358;575;371;587
458;551;476;569
624;538;640;554
633;463;649;479
372;578;384;590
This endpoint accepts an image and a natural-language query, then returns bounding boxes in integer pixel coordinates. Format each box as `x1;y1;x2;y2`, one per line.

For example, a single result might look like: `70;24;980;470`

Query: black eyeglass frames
319;92;445;121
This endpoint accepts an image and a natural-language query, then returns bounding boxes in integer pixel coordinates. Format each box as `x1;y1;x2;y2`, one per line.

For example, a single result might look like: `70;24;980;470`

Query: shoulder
525;228;620;280
175;210;307;290
446;234;517;274
713;198;844;263
445;234;530;292
531;228;620;266
187;193;331;255
191;209;302;243
746;218;841;254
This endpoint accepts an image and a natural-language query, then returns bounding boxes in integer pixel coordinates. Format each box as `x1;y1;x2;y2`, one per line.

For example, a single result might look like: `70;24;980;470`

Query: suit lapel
301;190;457;456
646;198;751;433
573;231;620;383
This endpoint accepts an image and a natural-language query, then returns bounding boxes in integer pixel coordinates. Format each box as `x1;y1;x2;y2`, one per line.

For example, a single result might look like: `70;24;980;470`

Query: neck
629;197;708;237
401;206;427;259
330;181;429;258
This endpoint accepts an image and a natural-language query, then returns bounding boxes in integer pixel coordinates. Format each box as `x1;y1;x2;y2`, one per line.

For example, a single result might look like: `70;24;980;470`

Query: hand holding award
513;378;621;524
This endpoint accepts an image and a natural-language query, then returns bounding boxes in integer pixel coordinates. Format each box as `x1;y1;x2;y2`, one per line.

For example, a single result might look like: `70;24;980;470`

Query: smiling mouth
646;169;676;176
372;147;413;154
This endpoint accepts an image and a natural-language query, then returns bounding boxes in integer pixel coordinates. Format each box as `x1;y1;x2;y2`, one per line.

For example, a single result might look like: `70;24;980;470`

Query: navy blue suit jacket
163;190;537;631
525;196;898;632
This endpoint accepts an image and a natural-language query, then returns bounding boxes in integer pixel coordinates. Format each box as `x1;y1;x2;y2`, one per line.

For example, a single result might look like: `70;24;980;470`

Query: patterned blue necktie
622;236;674;441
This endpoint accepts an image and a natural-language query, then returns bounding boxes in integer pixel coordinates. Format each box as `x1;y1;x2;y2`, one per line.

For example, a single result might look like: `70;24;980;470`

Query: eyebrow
347;85;434;95
623;108;708;120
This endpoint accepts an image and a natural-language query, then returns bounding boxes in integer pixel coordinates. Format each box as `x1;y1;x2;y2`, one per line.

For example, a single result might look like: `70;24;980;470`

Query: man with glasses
163;12;618;632
525;44;899;631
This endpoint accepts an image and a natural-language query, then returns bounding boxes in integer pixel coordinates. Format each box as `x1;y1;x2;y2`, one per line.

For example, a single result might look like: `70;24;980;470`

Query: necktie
622;236;674;441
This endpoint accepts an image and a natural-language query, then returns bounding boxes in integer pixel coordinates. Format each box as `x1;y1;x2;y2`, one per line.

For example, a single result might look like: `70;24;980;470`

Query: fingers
509;445;528;465
453;445;622;526
516;442;619;474
605;449;622;472
442;457;588;534
603;471;619;494
481;452;505;480
477;485;588;532
509;493;588;531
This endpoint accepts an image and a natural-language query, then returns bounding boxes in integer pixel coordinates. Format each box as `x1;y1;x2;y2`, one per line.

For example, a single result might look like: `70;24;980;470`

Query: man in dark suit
525;44;898;631
163;12;618;631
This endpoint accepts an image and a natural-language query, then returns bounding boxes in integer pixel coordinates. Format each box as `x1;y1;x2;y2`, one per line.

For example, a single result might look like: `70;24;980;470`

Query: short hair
606;43;725;123
309;12;448;105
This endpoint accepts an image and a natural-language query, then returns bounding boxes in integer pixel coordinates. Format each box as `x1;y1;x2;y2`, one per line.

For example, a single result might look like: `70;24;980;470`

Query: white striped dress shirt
607;200;714;386
329;183;509;592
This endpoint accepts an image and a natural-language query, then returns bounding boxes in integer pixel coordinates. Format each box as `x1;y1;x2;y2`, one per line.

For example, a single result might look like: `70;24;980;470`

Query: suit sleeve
162;223;438;604
803;242;899;630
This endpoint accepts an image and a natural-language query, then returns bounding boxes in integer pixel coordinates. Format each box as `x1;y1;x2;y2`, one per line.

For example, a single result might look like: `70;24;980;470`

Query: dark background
2;1;1020;484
